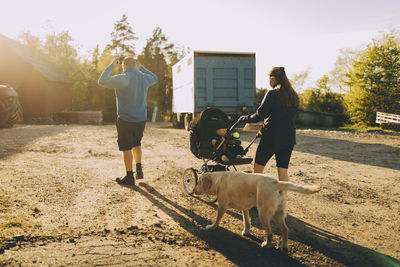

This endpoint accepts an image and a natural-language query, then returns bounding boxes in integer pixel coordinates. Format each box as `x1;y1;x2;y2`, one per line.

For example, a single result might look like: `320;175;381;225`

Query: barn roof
0;34;72;84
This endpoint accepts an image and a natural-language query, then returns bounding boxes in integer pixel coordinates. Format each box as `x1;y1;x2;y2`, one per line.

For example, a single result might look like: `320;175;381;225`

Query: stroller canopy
189;108;230;158
190;108;230;140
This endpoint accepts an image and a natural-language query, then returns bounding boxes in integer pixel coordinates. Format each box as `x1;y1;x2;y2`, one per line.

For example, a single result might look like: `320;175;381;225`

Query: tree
25;30;106;112
329;48;362;93
299;75;345;117
92;44;100;68
290;69;310;93
42;30;78;71
17;23;186;121
255;88;268;106
18;30;42;54
138;27;185;120
106;14;138;57
98;15;145;120
345;31;400;125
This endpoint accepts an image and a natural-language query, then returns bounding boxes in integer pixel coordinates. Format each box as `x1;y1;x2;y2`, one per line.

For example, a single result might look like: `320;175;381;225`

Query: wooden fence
376;112;400;131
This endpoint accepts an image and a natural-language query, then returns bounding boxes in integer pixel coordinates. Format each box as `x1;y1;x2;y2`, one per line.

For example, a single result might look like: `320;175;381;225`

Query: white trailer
172;51;256;130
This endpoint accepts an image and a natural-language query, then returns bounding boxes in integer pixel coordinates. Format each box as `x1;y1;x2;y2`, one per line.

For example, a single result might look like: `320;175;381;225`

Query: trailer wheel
184;113;192;131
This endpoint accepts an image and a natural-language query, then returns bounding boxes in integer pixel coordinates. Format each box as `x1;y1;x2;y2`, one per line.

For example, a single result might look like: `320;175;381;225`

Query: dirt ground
0;122;399;267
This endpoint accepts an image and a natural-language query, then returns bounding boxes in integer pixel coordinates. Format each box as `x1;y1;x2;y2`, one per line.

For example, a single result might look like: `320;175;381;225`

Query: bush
255;88;268;106
299;75;347;125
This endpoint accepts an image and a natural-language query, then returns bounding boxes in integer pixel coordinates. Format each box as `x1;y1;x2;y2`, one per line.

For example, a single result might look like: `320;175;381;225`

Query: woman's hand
238;115;247;122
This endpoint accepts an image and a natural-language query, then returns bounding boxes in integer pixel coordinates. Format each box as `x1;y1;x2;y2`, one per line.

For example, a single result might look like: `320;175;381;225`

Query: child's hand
211;139;217;145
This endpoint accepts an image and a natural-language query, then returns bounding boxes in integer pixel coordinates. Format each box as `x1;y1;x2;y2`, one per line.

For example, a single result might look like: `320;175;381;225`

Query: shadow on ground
133;182;304;267
0;124;67;159
194;195;400;267
239;131;400;171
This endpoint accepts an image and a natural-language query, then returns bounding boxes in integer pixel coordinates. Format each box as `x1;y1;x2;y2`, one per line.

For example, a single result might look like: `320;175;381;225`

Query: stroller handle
227;118;242;135
243;130;262;155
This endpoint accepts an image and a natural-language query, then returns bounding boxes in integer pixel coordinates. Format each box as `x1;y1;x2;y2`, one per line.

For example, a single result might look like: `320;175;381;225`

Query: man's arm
98;60;129;89
138;65;158;86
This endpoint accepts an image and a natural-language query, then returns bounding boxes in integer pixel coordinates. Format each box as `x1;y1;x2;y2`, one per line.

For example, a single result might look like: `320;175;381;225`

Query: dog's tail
275;181;321;194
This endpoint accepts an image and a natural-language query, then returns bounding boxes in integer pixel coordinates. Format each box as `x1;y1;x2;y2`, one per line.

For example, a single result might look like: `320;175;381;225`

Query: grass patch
339;124;398;133
296;124;398;134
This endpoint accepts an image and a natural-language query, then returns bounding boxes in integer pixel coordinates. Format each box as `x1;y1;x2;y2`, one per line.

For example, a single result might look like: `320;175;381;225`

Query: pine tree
92;44;100;68
106;14;138;57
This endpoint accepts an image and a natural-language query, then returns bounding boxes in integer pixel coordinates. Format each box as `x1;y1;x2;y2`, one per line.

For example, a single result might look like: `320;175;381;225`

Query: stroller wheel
183;168;198;195
204;194;217;203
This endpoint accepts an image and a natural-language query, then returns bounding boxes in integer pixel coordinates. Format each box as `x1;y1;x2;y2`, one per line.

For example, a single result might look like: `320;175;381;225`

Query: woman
239;67;299;181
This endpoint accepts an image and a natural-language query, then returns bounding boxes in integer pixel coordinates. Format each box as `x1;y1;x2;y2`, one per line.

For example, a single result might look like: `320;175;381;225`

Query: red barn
0;34;72;119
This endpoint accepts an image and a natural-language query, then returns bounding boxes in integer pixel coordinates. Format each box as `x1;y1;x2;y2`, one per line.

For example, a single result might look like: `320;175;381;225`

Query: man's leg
116;118;135;185
116;150;135;185
133;146;144;179
132;146;142;164
131;121;146;180
123;150;133;171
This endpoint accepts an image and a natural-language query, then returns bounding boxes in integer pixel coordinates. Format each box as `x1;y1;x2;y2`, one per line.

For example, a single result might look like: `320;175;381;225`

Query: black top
243;88;298;149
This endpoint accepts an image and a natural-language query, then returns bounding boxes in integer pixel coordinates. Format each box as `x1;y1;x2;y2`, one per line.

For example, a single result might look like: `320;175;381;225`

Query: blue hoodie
98;64;158;122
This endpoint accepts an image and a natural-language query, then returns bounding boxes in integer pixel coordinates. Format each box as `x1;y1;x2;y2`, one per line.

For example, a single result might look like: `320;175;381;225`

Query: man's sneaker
116;175;135;186
136;164;144;180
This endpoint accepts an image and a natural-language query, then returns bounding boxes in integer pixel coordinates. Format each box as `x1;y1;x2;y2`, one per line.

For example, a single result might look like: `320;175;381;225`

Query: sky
1;0;400;89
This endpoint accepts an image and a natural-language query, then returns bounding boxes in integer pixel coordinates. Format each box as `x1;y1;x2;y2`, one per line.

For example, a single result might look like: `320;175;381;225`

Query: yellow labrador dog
194;171;320;252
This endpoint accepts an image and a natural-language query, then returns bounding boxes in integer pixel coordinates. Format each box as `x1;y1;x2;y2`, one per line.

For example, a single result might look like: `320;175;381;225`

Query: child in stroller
183;108;258;200
208;119;244;163
189;108;252;165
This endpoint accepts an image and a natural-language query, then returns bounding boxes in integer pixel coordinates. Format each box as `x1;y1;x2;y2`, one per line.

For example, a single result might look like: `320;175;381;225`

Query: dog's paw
206;224;216;230
261;241;272;248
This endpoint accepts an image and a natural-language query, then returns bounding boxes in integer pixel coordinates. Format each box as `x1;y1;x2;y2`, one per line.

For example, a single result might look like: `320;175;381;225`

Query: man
98;57;157;185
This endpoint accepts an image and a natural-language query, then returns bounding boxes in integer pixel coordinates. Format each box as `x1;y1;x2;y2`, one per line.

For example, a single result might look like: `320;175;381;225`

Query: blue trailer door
194;53;255;114
213;68;238;102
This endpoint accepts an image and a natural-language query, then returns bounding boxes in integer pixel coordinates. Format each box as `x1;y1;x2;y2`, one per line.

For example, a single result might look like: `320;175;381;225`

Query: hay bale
53;111;103;125
77;111;103;125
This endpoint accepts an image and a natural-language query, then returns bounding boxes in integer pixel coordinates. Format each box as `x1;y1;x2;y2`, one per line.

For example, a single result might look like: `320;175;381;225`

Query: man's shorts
255;137;294;169
116;117;146;151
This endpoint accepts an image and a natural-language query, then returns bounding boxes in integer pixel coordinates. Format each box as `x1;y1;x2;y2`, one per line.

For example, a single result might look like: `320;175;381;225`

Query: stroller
182;108;261;202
